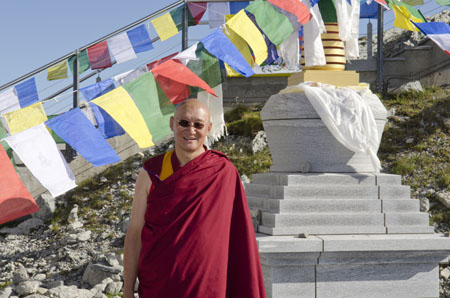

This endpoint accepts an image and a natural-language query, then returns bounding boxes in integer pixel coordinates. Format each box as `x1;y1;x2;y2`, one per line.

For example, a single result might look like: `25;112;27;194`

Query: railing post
182;0;189;50
376;4;384;93
73;50;80;108
367;21;373;59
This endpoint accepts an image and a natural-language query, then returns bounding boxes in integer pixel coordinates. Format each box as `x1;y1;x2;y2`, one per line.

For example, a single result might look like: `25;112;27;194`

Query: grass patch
0;281;11;289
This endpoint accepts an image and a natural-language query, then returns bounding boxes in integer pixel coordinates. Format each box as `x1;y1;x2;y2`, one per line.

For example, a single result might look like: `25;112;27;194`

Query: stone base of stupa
288;70;360;87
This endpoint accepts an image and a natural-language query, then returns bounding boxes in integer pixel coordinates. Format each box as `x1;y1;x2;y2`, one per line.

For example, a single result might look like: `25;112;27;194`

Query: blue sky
0;0;446;114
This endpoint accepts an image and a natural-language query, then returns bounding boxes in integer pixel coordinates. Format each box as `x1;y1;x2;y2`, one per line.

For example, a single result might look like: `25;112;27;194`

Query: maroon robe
138;149;266;298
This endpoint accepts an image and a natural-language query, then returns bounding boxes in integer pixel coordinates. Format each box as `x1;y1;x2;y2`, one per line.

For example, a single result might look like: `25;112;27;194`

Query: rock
120;217;130;233
405;138;414;144
92;293;108;298
0;286;13;298
441;267;450;280
67;205;79;224
443;118;450;129
100;177;108;183
77;230;92;242
392;81;423;94
105;281;122;295
47;285;93;298
33;274;46;281
13;263;29;284
36;287;48;294
45;281;64;289
82;263;123;287
67;220;84;232
252;131;268;154
32;193;56;222
419;197;430;213
23;295;48;298
105;254;120;267
14;280;40;296
0;218;44;235
117;254;124;266
436;192;450;209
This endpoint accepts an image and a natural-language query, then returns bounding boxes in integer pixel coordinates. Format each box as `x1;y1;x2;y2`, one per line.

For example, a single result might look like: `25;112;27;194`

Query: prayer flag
126;24;154;53
279;30;301;70
187;2;207;24
0;88;20;117
68;50;90;74
154;75;190;105
123;72;175;143
173;43;199;64
3;102;48;135
222;19;254;76
319;0;338;22
267;0;312;25
15;77;39;108
197;84;225;143
186;44;224;90
375;0;390;10
230;1;249;14
87;41;112;69
360;1;378;19
0;120;15;166
3;124;77;197
79;79;125;139
225;10;268;65
403;0;424;5
46;108;121;167
0;145;39;225
245;11;279;65
47;61;68;81
208;2;230;28
303;0;326;66
245;0;295;46
412;21;450;56
201;29;254;77
170;5;196;30
434;0;450;5
147;53;179;71
392;3;424;31
151;13;179;41
108;33;137;64
113;66;148;86
151;59;216;98
91;86;154;148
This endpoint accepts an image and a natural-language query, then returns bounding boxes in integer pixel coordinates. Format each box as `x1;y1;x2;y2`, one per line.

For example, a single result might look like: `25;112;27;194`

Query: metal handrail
0;0;184;92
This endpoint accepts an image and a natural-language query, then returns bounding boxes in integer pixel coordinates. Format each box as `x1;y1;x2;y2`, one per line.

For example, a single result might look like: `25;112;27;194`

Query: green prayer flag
387;0;426;21
123;72;175;143
170;5;196;31
319;0;337;22
68;50;91;75
47;115;66;144
434;0;450;5
245;0;294;46
402;0;424;5
186;43;224;96
0;122;15;167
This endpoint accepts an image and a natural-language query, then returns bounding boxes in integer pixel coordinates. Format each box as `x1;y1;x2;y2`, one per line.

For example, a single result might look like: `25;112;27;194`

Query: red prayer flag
151;59;217;102
267;0;312;25
0;146;39;225
155;75;190;105
146;52;178;71
375;0;390;10
187;2;207;24
87;41;112;70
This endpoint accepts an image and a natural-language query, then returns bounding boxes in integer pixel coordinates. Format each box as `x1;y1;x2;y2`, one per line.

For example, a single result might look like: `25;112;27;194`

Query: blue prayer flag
360;1;378;18
46;108;121;167
310;0;321;6
127;24;154;53
230;1;249;14
15;77;39;108
79;80;125;139
200;29;254;77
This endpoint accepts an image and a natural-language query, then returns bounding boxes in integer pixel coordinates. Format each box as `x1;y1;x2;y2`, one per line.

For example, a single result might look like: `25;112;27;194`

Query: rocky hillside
1;88;450;297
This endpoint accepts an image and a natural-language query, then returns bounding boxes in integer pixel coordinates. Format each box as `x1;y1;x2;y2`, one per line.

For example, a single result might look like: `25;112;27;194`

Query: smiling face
170;99;212;157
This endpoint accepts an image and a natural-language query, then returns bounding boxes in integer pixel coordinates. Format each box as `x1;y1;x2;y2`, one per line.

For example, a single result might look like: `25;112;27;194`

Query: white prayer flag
173;43;199;65
279;31;300;71
0;88;21;133
197;84;226;144
3;124;77;197
113;66;148;86
303;0;326;66
108;33;137;64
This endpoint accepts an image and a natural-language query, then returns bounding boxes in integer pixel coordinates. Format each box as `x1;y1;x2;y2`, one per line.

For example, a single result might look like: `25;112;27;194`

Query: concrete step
386;226;435;234
379;185;411;199
385;213;430;226
252;173;377;186
258;225;387;235
262;212;385;228
382;199;420;213
252;198;382;213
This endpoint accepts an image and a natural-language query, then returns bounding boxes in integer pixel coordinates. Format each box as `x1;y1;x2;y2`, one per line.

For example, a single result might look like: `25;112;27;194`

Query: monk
123;99;266;298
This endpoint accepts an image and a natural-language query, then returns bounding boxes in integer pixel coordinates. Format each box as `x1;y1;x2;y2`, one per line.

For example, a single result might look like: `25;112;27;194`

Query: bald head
174;99;210;121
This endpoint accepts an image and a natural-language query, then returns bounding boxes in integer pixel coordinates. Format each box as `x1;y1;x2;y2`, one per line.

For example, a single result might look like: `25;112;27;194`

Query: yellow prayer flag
151;13;179;41
91;86;154;148
393;4;422;31
47;61;68;81
223;23;254;77
226;10;267;65
3;102;48;135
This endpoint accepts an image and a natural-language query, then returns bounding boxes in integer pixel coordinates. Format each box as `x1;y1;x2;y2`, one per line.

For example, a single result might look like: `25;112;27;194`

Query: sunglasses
177;120;207;129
